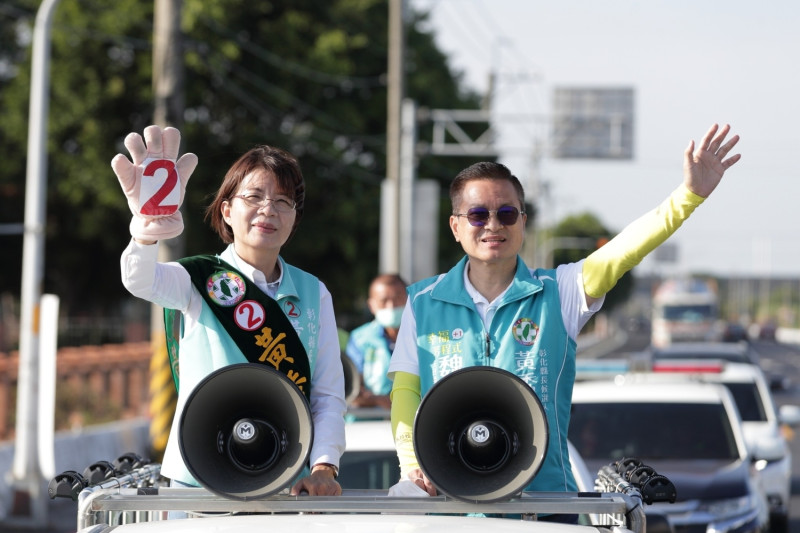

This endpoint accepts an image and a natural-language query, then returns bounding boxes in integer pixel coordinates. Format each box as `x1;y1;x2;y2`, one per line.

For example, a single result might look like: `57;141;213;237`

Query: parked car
642;360;800;532
722;322;750;343
646;340;794;394
338;415;399;490
570;379;770;532
340;412;598;494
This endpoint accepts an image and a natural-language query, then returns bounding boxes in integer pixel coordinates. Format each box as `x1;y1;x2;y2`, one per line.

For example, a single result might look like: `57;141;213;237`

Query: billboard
551;87;635;159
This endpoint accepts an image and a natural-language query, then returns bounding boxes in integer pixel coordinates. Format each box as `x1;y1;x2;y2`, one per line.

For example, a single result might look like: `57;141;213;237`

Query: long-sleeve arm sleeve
583;184;705;299
390;371;422;477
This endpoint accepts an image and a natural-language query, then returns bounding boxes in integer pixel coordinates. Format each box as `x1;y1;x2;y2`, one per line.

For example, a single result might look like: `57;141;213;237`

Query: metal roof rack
57;461;654;532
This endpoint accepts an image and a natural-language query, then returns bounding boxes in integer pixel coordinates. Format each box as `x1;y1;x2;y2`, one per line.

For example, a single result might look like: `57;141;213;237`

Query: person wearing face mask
345;274;408;409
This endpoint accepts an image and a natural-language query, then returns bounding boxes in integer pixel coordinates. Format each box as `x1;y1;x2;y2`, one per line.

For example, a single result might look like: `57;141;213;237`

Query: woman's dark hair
205;145;305;243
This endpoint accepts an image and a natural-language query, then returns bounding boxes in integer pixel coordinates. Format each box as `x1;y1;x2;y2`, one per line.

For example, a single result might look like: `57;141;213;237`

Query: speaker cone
179;363;313;500
413;367;548;503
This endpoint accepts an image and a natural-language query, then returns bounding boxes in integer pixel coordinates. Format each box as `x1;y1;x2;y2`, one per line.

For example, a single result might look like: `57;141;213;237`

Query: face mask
374;306;403;329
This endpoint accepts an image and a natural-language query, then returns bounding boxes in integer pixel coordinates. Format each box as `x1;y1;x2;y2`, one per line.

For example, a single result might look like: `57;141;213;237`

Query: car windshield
660;304;715;321
569;403;740;461
724;382;767;422
338;450;400;490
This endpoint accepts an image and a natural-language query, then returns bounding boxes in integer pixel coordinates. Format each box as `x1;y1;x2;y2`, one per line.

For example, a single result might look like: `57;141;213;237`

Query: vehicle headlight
698;494;757;520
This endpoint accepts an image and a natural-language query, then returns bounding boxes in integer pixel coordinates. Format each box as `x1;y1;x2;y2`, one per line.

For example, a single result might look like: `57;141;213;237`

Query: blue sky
411;0;799;277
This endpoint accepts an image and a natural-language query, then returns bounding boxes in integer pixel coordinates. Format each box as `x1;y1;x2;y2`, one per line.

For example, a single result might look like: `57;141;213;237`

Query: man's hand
683;123;741;198
111;125;198;241
406;467;437;497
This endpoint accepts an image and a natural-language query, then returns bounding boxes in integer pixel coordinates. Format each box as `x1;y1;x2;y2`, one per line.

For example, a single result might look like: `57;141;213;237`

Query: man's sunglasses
454;205;523;227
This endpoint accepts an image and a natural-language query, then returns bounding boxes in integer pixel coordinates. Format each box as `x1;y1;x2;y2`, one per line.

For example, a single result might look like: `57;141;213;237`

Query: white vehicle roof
594;361;778;425
344;418;395;451
573;379;731;405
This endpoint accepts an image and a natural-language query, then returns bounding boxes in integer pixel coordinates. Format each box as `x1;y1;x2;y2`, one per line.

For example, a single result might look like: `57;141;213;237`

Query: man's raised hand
683;123;741;199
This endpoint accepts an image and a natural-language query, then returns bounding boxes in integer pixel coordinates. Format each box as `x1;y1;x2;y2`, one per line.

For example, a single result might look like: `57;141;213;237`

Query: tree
0;0;484;341
550;212;634;313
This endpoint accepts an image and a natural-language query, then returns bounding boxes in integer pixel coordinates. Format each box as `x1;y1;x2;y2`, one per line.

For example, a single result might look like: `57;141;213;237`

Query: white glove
111;125;198;241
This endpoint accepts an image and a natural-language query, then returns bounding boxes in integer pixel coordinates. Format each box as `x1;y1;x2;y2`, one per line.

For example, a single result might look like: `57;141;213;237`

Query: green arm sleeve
583;184;705;299
390;371;421;476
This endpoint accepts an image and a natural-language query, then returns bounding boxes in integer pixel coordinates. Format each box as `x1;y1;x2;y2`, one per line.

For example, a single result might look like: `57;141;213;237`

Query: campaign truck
48;366;676;533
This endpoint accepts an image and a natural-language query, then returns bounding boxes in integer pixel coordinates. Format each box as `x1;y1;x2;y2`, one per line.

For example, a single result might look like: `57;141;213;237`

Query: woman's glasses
454;205;523;227
233;194;296;213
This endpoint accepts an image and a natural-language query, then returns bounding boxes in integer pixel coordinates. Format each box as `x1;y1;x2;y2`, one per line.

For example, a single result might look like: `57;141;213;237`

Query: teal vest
160;255;321;485
347;321;394;395
409;256;578;493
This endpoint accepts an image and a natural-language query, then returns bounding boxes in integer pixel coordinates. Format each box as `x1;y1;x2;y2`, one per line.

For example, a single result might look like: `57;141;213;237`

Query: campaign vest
408;255;578;493
160;254;321;485
164;255;311;398
347;321;394;395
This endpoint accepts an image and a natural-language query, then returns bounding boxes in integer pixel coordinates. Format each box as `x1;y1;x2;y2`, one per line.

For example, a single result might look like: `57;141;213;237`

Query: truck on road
651;277;720;347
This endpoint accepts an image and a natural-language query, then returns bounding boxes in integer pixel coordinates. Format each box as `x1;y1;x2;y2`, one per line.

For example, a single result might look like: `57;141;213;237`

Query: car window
660;304;715;321
724;382;767;422
569;403;740;461
338;450;400;490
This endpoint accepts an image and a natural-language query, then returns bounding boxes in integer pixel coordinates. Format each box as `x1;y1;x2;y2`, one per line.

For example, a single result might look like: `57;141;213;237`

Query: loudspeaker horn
413;366;548;503
341;352;361;405
179;363;313;500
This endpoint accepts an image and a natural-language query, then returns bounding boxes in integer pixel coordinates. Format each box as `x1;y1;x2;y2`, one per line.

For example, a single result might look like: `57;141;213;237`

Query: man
388;124;740;519
346;274;407;409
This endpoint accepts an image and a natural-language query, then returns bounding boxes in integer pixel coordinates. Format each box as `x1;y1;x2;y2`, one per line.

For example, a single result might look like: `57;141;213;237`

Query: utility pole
148;0;183;462
7;0;61;528
380;0;404;275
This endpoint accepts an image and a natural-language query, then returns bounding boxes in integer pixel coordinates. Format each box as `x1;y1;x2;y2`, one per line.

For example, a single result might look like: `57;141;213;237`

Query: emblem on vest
512;317;539;346
206;271;246;307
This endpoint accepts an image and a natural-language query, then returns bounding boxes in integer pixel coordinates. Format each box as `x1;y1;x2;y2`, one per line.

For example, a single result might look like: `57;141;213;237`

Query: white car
339;413;597;493
570;378;770;533
640;359;800;532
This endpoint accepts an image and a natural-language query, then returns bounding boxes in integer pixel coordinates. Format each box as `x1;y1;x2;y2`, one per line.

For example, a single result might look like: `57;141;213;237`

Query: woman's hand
290;464;342;496
112;125;198;241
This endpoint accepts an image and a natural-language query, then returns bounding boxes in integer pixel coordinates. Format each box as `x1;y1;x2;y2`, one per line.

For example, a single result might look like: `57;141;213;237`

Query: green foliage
550;212;634;313
0;0;482;329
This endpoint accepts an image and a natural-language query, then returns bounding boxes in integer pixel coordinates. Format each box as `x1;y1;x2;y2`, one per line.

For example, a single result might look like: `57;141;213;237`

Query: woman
115;125;345;496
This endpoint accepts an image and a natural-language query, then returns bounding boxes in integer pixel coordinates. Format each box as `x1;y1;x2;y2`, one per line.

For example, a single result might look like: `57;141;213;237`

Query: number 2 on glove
139;158;179;216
